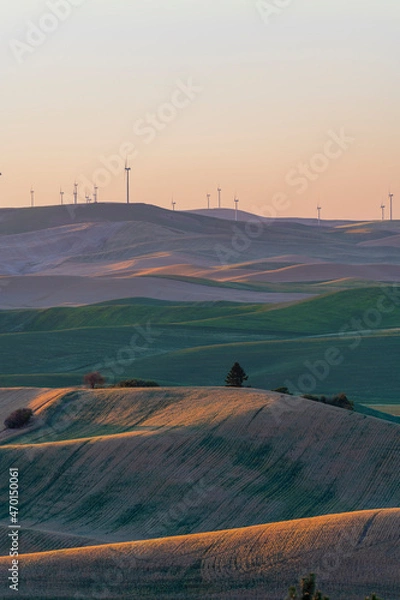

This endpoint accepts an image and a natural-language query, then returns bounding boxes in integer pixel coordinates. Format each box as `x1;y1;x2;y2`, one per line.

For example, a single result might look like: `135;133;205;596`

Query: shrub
5;408;33;429
273;387;293;395
330;393;354;410
115;379;160;388
301;392;354;411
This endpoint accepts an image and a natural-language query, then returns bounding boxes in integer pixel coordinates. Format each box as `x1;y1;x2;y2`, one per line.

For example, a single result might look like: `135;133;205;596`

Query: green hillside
0;287;399;404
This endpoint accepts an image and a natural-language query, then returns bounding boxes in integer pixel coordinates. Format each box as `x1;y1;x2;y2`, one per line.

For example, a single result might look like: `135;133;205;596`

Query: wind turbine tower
317;205;322;226
381;202;385;221
207;193;211;210
73;182;78;205
234;196;239;222
389;191;394;221
60;188;64;205
125;161;131;204
30;187;35;208
217;187;221;209
172;197;176;211
94;186;98;204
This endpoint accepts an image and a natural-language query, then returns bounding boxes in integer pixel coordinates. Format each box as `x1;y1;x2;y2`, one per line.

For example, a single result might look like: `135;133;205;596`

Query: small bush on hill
114;379;160;388
4;408;33;429
330;393;354;410
302;392;354;411
274;387;293;395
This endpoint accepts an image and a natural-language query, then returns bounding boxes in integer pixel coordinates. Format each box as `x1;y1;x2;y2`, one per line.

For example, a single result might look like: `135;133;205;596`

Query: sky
0;1;399;220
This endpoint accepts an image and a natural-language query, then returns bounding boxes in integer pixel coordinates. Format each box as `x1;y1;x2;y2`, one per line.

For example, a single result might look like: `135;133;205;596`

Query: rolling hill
0;388;399;548
1;203;400;310
0;387;398;598
1;287;400;405
1;509;399;599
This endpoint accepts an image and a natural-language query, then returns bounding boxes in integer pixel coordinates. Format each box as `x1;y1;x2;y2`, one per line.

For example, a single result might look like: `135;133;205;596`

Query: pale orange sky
1;1;399;220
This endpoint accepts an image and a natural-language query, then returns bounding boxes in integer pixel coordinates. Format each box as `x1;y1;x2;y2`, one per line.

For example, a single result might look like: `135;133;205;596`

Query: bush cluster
302;393;354;411
4;408;33;429
114;379;160;388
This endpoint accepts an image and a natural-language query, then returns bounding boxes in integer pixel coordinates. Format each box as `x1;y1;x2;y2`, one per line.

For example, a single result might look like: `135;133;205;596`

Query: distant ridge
187;207;353;227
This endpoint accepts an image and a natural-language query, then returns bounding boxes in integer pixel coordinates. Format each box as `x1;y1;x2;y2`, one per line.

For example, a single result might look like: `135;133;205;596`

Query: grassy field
0;287;400;404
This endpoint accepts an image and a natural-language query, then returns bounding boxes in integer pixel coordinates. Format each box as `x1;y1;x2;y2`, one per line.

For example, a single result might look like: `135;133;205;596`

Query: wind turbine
381;202;385;221
317;204;322;226
207;193;211;210
234;195;239;222
60;188;64;205
217;187;222;209
73;182;78;205
125;160;131;204
30;187;35;208
85;194;91;204
389;190;394;221
171;196;176;211
94;186;98;204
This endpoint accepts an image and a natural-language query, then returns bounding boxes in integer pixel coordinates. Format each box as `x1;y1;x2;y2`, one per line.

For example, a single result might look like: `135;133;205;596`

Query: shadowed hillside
0;388;398;554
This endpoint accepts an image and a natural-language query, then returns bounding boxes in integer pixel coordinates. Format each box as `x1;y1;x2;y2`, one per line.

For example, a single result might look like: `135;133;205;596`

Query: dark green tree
287;574;329;600
225;362;248;388
288;574;384;600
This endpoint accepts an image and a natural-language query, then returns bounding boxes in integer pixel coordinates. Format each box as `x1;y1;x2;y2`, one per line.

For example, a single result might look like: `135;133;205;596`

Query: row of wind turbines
26;166;395;224
29;183;99;207
172;187;240;221
30;161;134;207
316;191;395;225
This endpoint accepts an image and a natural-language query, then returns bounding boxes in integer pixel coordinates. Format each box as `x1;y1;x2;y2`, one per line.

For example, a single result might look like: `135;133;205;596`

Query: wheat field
0;509;398;599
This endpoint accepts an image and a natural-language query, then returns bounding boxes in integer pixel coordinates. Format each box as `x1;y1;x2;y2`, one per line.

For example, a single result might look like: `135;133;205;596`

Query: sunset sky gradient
1;1;399;219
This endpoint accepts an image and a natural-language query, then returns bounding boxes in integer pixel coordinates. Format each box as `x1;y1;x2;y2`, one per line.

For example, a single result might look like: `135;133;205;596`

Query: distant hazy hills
1;203;400;308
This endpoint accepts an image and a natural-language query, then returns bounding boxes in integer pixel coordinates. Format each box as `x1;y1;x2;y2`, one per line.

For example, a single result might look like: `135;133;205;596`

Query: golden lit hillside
0;509;398;599
0;387;398;556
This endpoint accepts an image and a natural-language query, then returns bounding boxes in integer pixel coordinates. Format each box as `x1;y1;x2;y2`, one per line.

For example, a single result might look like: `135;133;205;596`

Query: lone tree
287;574;329;600
84;372;105;389
225;362;248;388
